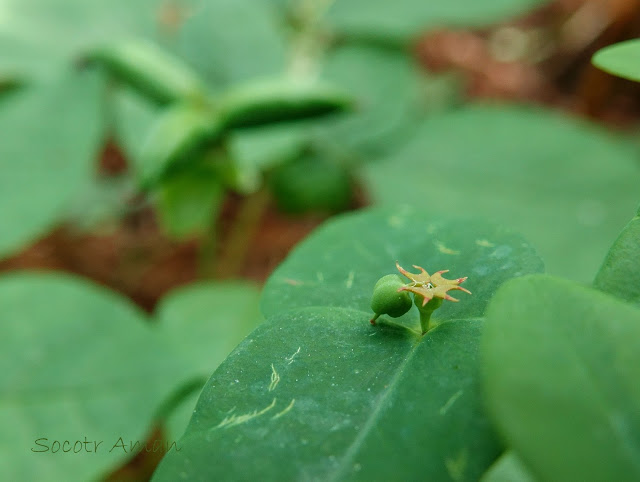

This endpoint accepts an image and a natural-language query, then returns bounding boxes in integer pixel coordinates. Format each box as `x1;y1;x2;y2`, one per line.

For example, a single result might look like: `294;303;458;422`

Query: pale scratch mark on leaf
439;390;463;415
285;347;301;365
475;239;495;248
346;270;355;289
214;399;277;429
445;448;468;481
268;364;280;392
284;278;303;286
435;241;460;255
271;399;296;420
316;272;324;282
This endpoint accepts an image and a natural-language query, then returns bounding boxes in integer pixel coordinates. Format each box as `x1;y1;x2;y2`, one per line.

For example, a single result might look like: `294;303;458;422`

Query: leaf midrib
328;334;423;481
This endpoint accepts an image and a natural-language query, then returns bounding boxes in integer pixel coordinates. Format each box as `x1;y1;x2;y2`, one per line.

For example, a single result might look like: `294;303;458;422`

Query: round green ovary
370;274;412;318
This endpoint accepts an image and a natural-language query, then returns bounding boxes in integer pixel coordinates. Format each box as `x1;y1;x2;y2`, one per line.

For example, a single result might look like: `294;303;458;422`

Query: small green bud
370;274;412;324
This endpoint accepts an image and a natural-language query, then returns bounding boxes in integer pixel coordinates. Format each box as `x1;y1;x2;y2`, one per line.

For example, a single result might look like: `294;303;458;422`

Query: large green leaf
363;104;640;281
482;275;640;482
153;207;543;481
261;206;544;326
593;39;640;83
155;281;263;380
594;205;640;306
178;0;286;92
0;272;189;482
0;69;104;259
322;0;549;41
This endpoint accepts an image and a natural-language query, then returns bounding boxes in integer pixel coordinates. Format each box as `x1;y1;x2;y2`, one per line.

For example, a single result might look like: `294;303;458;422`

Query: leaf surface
593;39;640;83
0;69;104;258
153;207;543;481
0;273;188;481
482;275;640;482
363;104;640;281
594;205;640;306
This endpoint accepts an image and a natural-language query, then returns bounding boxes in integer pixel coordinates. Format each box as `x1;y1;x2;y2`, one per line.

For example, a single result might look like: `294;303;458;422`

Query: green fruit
370;274;412;320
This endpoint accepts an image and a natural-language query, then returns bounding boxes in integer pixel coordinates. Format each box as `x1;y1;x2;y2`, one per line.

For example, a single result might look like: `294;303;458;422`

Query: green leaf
155;281;263;440
0;69;104;259
0;0;171;79
155;281;263;379
178;0;286;92
311;44;423;163
261;206;544;326
155;166;223;239
218;77;352;129
594;205;640;306
88;39;206;105
482;275;640;482
322;0;550;41
154;309;501;481
227;123;309;172
138;102;222;188
481;452;537;482
269;156;353;214
363;104;640;282
111;87;161;170
153;207;543;481
0;272;188;482
593;39;640;83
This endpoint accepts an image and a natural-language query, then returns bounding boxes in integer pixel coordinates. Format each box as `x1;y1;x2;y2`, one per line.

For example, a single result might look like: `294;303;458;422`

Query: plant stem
215;188;269;279
418;297;443;334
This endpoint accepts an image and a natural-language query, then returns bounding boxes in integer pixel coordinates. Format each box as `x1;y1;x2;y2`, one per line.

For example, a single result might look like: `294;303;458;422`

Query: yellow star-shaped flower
395;262;471;306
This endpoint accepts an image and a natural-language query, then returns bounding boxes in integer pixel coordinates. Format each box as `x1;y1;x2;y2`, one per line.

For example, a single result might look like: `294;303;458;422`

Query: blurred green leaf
156;281;263;382
311;44;423;163
593;39;640;83
269;156;353;213
88;39;207;105
227;44;427;172
0;0;173;79
154;207;543;481
0;272;188;482
363;104;640;281
178;0;286;92
156;281;263;440
219;77;352;129
111;87;161;170
482;275;640;482
0;69;104;259
322;0;550;41
227;123;309;173
155;166;223;239
594;205;640;306
138;101;222;188
164;388;201;442
481;452;537;482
